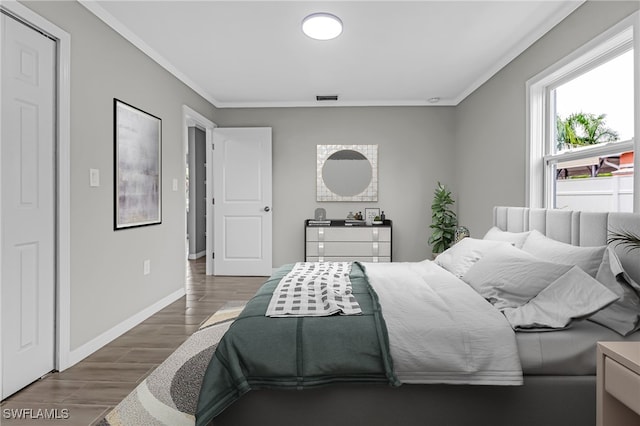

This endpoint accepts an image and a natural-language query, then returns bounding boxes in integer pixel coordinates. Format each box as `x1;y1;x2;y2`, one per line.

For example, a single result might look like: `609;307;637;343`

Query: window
527;12;638;213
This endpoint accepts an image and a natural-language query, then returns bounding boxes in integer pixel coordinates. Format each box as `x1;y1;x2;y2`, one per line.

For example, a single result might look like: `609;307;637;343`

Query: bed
198;207;640;426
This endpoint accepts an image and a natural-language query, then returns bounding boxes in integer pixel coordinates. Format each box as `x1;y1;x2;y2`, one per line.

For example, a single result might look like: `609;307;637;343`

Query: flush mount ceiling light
302;13;343;40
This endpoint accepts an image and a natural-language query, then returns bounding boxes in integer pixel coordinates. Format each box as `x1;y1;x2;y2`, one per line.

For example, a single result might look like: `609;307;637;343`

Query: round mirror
321;149;372;197
317;144;378;202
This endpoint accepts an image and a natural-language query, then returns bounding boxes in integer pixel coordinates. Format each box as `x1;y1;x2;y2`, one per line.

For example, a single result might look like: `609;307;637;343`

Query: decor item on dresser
304;219;392;262
314;207;326;220
365;207;380;225
317;144;378;202
114;99;162;230
427;181;457;254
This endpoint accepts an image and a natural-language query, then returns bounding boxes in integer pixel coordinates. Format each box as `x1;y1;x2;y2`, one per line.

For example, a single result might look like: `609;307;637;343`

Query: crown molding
79;0;221;107
452;1;585;105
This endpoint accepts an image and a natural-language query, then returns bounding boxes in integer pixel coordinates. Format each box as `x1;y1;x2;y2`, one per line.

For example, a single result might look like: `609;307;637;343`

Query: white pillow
434;238;513;278
483;227;530;249
502;266;618;331
521;230;606;277
462;244;573;310
588;247;640;336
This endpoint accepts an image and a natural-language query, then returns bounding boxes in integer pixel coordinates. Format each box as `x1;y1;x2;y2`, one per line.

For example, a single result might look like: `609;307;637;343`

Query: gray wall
454;1;639;236
23;1;217;350
187;127;206;257
213;106;456;265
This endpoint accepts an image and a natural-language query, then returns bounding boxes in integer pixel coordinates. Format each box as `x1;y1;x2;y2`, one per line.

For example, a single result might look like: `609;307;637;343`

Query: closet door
1;12;56;399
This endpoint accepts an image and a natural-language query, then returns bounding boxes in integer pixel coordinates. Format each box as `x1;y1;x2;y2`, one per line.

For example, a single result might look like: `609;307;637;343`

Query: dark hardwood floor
0;258;267;425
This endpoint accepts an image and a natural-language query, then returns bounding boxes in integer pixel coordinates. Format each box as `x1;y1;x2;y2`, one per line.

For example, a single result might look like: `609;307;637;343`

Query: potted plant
428;182;457;255
608;229;640;252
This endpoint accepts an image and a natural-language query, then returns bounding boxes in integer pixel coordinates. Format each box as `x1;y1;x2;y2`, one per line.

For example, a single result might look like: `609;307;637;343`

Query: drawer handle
372;228;379;241
318;228;324;241
372;242;379;256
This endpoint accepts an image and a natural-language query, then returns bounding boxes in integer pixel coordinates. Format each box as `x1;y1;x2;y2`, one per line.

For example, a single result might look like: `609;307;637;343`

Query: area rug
98;301;246;426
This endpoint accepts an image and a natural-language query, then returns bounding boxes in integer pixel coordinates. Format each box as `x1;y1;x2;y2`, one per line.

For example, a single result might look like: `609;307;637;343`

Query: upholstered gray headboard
493;206;640;284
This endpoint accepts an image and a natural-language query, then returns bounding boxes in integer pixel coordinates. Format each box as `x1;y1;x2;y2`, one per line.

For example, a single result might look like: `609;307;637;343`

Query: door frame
0;0;71;387
182;105;216;275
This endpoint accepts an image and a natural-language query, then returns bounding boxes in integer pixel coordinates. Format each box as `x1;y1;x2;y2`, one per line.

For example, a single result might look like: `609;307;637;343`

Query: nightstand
596;342;640;426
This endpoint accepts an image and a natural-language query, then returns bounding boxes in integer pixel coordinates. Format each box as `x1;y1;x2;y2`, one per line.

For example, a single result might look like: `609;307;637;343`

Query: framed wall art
114;99;162;230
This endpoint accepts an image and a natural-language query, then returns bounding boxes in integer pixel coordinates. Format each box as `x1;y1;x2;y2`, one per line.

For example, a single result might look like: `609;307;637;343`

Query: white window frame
526;11;640;212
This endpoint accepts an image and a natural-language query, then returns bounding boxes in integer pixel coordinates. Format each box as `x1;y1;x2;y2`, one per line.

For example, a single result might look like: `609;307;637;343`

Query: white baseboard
65;287;186;369
187;250;206;260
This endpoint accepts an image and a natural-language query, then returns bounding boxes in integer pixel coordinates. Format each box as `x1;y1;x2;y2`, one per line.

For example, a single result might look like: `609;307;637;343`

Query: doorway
182;106;216;275
186;126;207;261
181;110;273;277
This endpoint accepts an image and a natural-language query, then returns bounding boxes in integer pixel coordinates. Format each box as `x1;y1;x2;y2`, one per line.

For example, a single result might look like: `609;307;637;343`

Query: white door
1;13;56;399
213;128;272;276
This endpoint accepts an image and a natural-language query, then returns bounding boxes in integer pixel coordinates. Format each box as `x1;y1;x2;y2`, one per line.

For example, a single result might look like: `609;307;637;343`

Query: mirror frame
317;144;378;202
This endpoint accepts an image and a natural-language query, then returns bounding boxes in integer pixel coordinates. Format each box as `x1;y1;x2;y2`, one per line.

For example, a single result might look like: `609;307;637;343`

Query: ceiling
81;1;583;108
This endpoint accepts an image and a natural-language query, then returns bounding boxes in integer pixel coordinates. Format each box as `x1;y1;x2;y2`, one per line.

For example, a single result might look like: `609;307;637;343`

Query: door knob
264;206;271;212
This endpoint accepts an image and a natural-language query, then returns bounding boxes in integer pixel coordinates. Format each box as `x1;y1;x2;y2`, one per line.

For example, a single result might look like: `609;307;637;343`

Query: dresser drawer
304;221;393;262
605;356;640;415
306;256;391;263
306;241;391;257
306;227;391;242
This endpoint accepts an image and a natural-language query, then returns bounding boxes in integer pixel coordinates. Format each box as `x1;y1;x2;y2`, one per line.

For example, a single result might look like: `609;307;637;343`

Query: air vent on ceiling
316;95;338;101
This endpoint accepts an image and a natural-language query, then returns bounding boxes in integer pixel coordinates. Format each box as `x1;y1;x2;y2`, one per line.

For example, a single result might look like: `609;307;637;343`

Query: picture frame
114;99;162;230
365;207;381;224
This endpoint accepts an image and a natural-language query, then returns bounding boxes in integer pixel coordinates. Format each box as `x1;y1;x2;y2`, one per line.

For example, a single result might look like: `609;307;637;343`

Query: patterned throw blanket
265;262;362;317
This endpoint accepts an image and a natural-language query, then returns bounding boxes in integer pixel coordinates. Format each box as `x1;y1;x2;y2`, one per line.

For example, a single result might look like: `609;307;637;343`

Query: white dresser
305;220;392;262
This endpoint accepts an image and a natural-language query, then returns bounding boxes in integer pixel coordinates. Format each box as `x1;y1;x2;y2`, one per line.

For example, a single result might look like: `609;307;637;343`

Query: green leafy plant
556;112;619;150
607;229;640;253
428;182;457;254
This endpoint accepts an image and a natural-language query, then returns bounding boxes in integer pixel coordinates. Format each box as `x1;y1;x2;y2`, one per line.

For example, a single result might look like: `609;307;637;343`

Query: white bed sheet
517;320;640;375
362;260;523;385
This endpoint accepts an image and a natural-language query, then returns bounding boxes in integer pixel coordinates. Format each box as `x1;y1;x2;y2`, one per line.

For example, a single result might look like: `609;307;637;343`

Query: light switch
172;178;178;191
89;169;100;187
